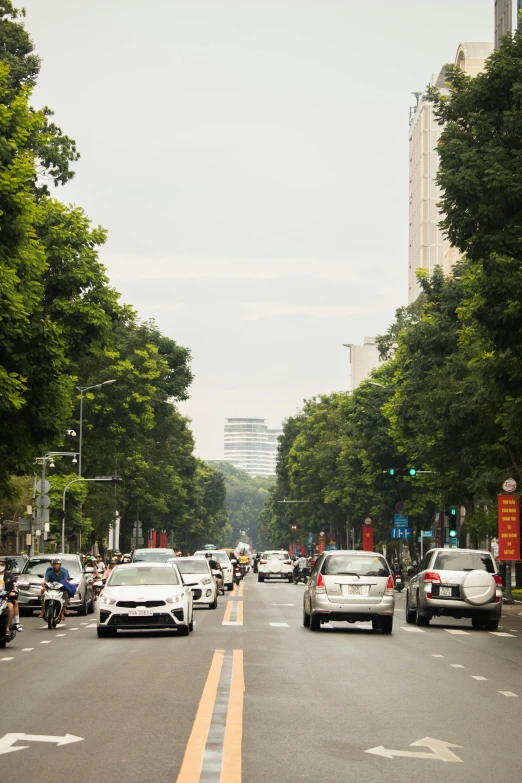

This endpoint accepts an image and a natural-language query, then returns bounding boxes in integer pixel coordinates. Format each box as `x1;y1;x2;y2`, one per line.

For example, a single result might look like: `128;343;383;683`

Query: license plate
128;609;153;616
348;585;362;595
439;586;452;597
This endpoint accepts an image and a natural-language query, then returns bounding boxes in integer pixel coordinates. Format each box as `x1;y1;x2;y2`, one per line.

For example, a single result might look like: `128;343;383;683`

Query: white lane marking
80;622;88;625
489;632;515;637
85;623;97;628
509;629;519;632
432;654;445;658
69;628;79;631
1;657;14;662
269;622;289;627
40;641;51;644
40;626;48;629
472;676;488;681
221;622;242;626
322;623;334;628
365;736;463;762
499;691;518;697
55;634;66;637
401;627;425;632
271;603;295;607
450;664;465;668
445;629;470;635
20;648;34;652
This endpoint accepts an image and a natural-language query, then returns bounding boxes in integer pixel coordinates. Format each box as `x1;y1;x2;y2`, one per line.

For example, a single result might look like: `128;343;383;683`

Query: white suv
258;551;293;582
192;550;234;591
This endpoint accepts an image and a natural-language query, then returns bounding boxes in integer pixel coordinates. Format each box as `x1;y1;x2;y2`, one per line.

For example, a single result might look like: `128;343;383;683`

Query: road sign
503;478;517;493
35;494;51;509
395;501;406;514
36;479;50;494
394;514;409;527
35;509;49;524
0;733;83;756
421;530;433;537
391;527;412;539
17;518;31;532
365;736;462;763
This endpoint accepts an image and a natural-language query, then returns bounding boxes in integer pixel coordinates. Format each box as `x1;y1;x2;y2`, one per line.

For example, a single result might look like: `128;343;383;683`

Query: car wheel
471;617;485;630
209;597;218;609
405;591;416;624
177;624;190;636
226;584;233;592
415;595;430;627
88;594;95;614
288;576;293;583
303;604;310;627
484;614;499;631
77;595;88;616
380;616;393;635
258;575;265;583
310;612;321;631
97;627;116;638
189;614;194;632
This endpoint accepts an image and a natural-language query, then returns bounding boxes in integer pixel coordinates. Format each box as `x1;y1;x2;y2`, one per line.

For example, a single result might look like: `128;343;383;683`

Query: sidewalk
502;602;522;616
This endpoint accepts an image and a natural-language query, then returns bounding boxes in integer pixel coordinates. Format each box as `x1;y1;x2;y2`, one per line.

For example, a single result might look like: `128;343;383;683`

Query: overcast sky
22;0;494;459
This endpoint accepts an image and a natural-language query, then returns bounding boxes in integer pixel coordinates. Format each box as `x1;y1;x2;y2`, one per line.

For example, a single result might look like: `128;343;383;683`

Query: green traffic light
450;507;457;515
449;529;457;538
388;468;395;476
408;468;417;476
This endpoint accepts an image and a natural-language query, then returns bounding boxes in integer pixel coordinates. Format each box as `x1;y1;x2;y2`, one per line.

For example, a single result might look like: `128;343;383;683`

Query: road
1;577;521;782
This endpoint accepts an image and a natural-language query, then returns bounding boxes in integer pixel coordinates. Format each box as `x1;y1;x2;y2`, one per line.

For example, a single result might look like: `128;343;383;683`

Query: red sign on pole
362;525;374;552
498;494;520;561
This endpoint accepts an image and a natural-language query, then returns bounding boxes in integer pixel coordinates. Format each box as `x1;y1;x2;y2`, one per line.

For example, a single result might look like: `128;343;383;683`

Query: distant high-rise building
223;418;281;477
408;42;493;303
495;0;521;48
343;337;380;390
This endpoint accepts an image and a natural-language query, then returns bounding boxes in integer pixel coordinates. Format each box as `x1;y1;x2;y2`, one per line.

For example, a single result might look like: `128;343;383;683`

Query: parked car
170;557;218;609
258;550;293;582
406;548;502;630
303;551;395;633
131;548;176;563
96;562;193;637
192;550;234;591
17;554;94;616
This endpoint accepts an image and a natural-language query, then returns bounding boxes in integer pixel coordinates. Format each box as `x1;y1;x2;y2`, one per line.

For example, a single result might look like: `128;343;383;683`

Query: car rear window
322;555;389;577
176;560;209;574
24;558;81;576
133;551;174;562
263;552;288;560
433;552;495;573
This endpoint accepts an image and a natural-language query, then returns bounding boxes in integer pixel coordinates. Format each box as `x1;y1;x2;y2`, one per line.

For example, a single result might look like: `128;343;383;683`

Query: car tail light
316;572;326;593
260;560;267;565
284;560;291;565
385;575;394;595
493;574;502;586
424;571;441;584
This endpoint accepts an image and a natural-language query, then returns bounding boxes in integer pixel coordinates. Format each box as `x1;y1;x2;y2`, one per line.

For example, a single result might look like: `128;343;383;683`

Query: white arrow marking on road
0;733;83;756
365;736;463;762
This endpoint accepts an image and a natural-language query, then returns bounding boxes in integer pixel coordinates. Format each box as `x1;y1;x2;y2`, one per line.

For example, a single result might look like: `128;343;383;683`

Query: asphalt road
1;577;521;782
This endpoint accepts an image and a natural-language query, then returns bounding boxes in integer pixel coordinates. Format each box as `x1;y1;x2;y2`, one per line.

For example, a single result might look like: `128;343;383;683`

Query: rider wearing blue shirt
40;559;72;621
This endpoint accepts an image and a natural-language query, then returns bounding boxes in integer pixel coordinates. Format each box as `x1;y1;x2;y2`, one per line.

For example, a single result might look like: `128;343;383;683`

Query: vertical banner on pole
362;525;374;552
498;494;520;560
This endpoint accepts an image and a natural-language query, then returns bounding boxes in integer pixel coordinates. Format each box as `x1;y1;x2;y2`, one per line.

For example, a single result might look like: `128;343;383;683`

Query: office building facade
224;418;281;477
495;0;521;48
344;337;380;390
408;42;493;303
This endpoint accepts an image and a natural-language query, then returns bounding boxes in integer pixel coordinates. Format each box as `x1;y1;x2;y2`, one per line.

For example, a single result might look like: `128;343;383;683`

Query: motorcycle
92;576;105;600
42;582;67;628
394;574;404;592
293;567;310;585
233;564;242;585
0;590;17;648
212;569;225;596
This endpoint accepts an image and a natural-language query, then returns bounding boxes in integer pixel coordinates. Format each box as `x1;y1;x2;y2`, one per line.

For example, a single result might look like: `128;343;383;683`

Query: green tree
209;461;273;549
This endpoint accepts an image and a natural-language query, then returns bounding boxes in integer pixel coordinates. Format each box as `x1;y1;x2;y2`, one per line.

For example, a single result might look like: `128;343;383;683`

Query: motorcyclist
103;557;120;580
238;552;249;576
392;561;403;580
40;558;72;623
293;554;307;579
253;552;261;573
205;552;224;594
95;554;105;573
0;556;22;636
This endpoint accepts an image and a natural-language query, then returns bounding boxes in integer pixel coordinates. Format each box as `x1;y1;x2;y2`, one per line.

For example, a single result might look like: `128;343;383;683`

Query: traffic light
387;468;417;477
449;506;458;538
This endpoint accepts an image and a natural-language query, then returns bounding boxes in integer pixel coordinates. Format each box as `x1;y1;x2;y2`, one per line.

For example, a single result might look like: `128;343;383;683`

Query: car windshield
323;556;389;577
108;567;180;586
133;551;174;562
1;555;25;570
23;558;81;576
263;552;288;560
433;552;495;573
176;560;209;574
195;551;229;564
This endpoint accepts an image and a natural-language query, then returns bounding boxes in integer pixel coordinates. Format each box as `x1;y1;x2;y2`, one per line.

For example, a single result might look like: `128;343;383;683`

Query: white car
96;562;193;637
171;557;218;609
258;550;294;582
192;550;234;591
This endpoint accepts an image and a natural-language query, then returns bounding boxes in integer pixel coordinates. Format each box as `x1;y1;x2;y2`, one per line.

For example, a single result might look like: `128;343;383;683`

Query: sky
22;0;494;459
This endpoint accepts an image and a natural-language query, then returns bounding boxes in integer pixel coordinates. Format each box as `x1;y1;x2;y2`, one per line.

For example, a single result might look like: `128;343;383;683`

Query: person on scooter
103;557;120;580
40;558;71;623
293;553;307;581
205;552;224;594
0;556;22;636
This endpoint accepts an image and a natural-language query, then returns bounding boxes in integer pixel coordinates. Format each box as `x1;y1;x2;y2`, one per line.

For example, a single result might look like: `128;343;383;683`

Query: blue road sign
391;527;412;539
394;514;409;527
421;530;433;537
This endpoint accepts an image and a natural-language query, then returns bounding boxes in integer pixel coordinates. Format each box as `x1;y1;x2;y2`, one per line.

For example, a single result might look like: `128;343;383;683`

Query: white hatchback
96;562;193;637
171;557;218;609
258;551;294;582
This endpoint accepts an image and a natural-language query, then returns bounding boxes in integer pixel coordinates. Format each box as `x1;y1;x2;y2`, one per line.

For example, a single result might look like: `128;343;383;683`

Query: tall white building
343;337;380;390
224;418;281;477
408;42;493;303
495;0;521;48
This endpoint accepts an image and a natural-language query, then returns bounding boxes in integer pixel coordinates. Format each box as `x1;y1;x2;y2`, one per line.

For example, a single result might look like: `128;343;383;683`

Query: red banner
498;494;520;561
362;525;374;552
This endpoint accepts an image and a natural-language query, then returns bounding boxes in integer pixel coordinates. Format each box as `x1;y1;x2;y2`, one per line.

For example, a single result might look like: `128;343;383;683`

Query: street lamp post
34;452;79;557
61;476;120;552
77;380;116;477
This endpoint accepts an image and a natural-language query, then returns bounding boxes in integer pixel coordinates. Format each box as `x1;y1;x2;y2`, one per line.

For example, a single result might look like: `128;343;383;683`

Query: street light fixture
76;379;117;477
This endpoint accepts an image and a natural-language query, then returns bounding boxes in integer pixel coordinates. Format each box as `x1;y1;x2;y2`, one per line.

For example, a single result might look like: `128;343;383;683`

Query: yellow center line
221;649;244;783
223;601;233;624
236;601;244;624
175;650;224;783
238;582;244;597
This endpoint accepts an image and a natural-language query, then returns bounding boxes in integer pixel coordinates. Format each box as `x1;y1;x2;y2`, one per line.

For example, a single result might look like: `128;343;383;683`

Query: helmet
205;552;213;559
87;556;96;563
109;557;119;565
51;558;62;565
